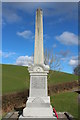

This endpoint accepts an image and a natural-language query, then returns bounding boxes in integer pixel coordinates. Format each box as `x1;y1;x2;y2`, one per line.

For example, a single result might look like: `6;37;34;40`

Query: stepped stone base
19;96;56;119
19;116;57;120
19;105;56;118
2;111;73;120
19;111;56;120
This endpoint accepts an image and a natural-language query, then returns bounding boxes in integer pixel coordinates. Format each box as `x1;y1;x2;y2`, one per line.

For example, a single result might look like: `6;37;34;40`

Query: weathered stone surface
19;8;54;119
34;9;44;65
29;75;47;97
22;106;54;117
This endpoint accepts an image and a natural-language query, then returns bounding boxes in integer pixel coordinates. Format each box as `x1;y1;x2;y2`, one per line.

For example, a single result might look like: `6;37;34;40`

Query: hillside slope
1;64;78;94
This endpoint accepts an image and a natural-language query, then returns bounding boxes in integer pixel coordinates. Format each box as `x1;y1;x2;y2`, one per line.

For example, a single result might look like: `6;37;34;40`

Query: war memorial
19;8;56;120
2;8;75;120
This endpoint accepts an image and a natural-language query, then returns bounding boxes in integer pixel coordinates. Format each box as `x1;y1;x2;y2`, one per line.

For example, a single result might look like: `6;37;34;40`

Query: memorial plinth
19;8;56;119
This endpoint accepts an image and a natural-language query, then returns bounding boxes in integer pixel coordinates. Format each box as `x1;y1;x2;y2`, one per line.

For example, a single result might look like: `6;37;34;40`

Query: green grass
0;116;2;120
1;64;78;118
2;64;30;94
1;64;78;94
48;70;78;84
51;91;78;118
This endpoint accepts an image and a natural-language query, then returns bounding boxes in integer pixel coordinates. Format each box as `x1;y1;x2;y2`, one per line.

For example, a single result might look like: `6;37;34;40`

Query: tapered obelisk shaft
34;8;44;64
19;9;55;119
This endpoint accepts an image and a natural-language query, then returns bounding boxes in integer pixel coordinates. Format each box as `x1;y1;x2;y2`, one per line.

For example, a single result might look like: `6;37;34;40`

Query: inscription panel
31;76;46;89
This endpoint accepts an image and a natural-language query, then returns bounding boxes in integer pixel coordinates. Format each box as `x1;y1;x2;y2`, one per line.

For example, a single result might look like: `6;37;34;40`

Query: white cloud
0;50;16;58
3;7;22;23
17;30;34;39
2;2;78;27
69;56;79;66
56;31;78;45
3;52;16;58
69;59;78;66
16;55;33;66
5;2;77;19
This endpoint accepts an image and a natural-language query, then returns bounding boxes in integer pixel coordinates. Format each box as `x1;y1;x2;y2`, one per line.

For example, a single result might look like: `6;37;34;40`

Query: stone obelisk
34;9;44;65
19;8;56;119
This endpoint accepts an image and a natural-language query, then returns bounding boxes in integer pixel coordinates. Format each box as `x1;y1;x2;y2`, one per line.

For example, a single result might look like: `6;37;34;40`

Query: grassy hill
1;64;78;118
1;64;78;94
48;70;78;84
2;64;29;94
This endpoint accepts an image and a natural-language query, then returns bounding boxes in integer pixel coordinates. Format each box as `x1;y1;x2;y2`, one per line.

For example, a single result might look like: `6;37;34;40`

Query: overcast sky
1;2;79;73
